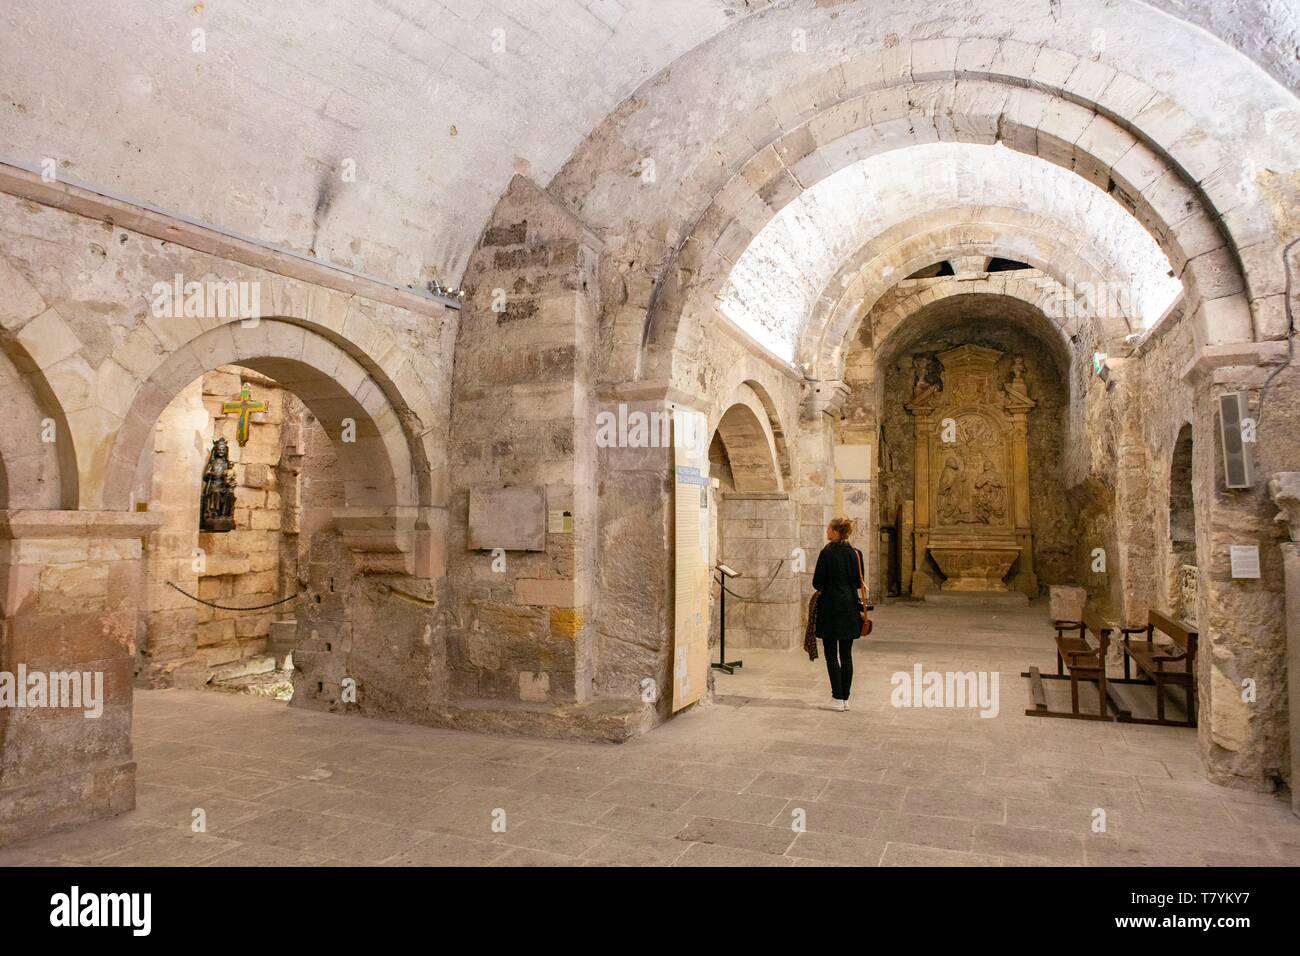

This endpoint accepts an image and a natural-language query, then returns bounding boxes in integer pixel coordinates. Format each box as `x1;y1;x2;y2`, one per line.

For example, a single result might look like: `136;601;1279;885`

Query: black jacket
813;541;865;641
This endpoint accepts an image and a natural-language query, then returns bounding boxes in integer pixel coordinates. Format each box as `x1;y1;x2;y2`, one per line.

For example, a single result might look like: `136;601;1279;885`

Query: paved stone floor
3;600;1299;866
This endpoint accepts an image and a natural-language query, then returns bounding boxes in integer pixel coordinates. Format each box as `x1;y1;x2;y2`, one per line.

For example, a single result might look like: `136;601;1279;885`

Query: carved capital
1269;473;1300;543
803;379;851;419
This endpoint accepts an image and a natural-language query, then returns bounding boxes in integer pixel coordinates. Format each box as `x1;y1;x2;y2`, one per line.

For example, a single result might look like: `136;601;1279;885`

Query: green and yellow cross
221;384;268;447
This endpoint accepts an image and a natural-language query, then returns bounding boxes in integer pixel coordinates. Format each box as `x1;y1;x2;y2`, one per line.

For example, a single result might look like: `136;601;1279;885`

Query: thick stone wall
0;189;453;843
1122;303;1296;791
717;493;801;650
0;512;155;843
447;175;601;705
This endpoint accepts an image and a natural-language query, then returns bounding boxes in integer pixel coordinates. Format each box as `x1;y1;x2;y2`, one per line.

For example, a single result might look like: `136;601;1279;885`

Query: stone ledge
0;510;162;540
425;696;657;744
1180;341;1290;382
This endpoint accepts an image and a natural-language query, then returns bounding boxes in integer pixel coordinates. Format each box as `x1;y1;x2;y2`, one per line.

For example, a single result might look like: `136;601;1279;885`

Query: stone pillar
291;506;447;720
907;407;936;596
137;378;207;688
1268;473;1300;818
0;510;158;843
446;175;602;706
1008;410;1038;596
1188;360;1287;790
594;394;675;711
797;381;848;622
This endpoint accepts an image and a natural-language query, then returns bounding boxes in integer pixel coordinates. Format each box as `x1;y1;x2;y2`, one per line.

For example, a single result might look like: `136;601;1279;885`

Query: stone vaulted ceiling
717;143;1184;363
0;0;1294;296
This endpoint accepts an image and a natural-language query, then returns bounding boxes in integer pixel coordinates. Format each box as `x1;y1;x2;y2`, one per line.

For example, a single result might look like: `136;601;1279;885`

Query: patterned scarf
804;592;819;661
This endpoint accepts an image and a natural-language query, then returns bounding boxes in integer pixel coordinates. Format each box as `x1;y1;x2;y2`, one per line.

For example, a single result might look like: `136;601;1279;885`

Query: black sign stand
712;571;743;674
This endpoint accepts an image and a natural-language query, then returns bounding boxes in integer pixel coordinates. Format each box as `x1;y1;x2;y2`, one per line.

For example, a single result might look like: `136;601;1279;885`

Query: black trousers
822;638;855;700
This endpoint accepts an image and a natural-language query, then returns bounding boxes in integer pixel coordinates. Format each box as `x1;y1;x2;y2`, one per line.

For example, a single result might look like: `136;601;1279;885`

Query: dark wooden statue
200;437;238;532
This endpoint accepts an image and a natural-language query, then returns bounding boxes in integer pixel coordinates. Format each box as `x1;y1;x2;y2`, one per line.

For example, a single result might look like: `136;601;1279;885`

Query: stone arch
869;281;1079;376
7;270;446;512
605;53;1276;385
805;209;1145;378
0;255;78;510
710;383;783;494
0;346;71;510
1168;422;1198;621
101;320;420;514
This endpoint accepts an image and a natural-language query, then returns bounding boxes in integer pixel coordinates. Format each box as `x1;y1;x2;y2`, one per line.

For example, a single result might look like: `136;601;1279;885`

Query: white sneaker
842;700;851;711
821;699;840;712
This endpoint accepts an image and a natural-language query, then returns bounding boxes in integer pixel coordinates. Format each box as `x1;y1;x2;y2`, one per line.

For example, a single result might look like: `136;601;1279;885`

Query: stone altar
905;345;1037;597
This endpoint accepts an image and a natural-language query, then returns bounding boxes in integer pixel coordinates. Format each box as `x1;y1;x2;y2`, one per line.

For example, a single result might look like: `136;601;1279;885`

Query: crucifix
222;384;268;447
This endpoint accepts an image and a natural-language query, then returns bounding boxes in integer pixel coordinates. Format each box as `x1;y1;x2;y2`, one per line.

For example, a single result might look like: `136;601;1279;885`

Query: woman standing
812;517;867;712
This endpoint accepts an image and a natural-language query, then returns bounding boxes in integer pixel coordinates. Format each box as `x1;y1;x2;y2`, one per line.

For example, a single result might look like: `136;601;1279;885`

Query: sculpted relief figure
910;355;941;406
973;459;1007;524
1005;356;1032;405
937;455;963;524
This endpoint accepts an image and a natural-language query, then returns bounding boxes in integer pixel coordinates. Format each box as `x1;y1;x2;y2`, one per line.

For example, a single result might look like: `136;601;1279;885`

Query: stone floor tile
672;842;796;867
674;816;796;855
879;842;1004;866
582;831;692;866
676;788;791;824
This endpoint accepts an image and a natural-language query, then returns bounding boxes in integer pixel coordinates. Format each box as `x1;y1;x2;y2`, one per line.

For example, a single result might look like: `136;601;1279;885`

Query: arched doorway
707;385;799;652
1168;424;1197;625
110;321;446;711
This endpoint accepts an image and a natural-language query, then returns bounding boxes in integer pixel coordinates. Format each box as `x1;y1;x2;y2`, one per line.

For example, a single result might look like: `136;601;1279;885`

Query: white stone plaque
1229;545;1261;579
468;486;546;551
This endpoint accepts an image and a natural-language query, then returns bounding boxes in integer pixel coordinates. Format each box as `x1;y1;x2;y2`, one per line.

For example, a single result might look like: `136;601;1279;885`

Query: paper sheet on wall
673;407;711;712
833;442;873;586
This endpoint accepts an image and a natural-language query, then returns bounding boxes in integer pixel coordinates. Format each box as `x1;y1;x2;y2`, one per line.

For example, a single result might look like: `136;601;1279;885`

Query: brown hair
829;517;854;541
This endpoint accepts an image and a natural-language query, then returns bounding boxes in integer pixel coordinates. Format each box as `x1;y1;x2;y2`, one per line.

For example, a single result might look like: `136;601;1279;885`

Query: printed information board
673;407;711;712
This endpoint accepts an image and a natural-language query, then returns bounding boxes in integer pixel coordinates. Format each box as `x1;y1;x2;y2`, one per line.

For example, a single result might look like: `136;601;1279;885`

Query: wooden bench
1116;609;1197;727
1022;609;1118;721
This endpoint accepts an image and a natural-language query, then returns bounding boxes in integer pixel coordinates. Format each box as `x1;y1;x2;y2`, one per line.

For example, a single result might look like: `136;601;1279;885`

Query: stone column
291;505;447;720
1268;473;1300;818
1007;410;1038;596
797;381;847;622
0;510;159;843
445;175;602;706
908;407;936;596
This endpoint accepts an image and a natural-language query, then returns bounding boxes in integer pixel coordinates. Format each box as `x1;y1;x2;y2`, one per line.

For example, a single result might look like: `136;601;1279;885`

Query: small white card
1229;545;1261;579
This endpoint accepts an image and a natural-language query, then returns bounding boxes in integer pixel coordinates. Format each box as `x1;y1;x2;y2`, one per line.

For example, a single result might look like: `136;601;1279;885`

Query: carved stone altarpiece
905;345;1037;596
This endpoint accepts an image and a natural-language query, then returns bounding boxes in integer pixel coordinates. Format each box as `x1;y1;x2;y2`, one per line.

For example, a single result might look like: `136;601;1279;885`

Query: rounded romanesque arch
100;319;422;514
0;255;78;510
868;279;1080;374
544;21;1294;387
710;385;783;494
804;209;1151;379
0;347;71;511
2;269;450;514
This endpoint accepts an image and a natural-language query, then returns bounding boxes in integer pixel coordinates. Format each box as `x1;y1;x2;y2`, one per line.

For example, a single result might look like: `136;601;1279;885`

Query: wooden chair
1115;609;1198;727
1023;609;1118;721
